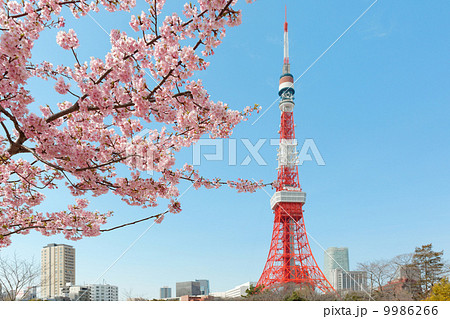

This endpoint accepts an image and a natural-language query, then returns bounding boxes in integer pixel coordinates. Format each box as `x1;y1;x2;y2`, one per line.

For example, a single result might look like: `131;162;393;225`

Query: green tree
283;290;306;301
343;291;370;301
412;244;449;299
425;277;450;301
244;284;264;297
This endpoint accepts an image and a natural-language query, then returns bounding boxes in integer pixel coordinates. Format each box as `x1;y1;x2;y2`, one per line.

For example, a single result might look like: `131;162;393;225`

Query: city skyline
1;0;449;299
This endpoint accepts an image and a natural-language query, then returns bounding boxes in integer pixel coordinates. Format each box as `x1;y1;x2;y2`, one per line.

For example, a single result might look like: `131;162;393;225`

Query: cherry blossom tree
0;0;266;248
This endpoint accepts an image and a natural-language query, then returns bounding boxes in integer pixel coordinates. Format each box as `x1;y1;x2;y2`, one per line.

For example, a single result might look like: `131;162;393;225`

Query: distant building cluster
324;247;368;294
158;280;255;301
3;242;388;301
6;242;251;301
157;279;211;300
39;243;118;301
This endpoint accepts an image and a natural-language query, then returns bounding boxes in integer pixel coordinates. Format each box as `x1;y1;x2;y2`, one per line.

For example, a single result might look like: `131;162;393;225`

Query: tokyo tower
256;11;335;293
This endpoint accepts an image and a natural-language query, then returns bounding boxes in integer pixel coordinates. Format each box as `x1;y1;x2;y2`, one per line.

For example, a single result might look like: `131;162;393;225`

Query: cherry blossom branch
10;1;109;19
99;211;168;232
70;48;81;67
74;155;131;172
7;169;56;190
217;0;235;19
20;146;65;172
44;96;86;123
1;210;167;238
0;106;27;155
0;122;13;144
0;0;261;248
44;6;208;125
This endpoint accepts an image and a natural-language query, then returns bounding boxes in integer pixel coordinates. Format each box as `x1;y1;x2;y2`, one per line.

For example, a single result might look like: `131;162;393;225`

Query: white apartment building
211;281;257;299
41;244;75;299
89;284;119;301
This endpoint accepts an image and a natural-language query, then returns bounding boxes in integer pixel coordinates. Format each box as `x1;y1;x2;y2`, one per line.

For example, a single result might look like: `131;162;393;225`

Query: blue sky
2;0;450;299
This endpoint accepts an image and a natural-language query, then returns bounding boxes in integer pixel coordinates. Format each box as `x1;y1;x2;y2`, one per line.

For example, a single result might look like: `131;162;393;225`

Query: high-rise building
330;269;368;293
160;286;172;299
176;281;201;297
41;243;75;299
324;247;349;283
195;279;210;296
89;284;118;301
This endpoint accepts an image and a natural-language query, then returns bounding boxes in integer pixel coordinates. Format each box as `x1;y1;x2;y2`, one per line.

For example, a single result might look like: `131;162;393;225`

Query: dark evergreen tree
412;244;448;299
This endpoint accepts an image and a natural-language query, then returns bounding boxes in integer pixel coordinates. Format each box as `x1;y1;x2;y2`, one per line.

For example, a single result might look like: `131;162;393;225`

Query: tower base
257;202;334;293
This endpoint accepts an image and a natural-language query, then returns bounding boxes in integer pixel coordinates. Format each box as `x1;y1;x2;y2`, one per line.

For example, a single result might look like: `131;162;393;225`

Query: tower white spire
277;7;299;174
278;6;294;98
284;6;289;65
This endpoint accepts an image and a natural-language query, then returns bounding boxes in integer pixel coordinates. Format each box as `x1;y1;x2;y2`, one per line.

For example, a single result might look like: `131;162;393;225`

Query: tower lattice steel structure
256;12;335;293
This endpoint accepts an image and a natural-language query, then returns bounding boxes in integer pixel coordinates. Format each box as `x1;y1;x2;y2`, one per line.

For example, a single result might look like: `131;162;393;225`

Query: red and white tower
257;11;334;293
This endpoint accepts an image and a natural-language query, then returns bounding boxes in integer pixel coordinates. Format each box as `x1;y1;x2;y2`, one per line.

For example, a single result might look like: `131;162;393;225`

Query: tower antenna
285;5;287;26
283;6;289;66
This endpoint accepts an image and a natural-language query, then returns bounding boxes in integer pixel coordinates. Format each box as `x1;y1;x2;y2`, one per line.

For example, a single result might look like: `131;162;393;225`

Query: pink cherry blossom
56;29;79;50
7;1;22;15
0;0;266;248
54;77;70;94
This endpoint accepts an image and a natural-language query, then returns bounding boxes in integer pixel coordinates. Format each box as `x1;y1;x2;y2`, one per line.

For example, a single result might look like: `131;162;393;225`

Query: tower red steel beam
257;10;335;293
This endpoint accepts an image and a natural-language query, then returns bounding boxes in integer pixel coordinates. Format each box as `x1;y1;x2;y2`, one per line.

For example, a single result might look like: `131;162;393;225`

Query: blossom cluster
0;0;262;248
56;29;79;50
